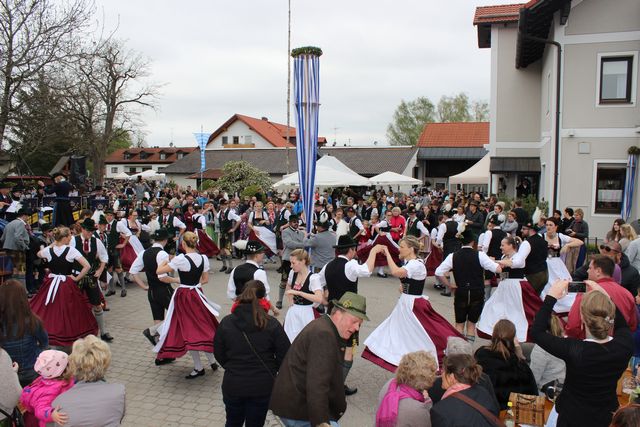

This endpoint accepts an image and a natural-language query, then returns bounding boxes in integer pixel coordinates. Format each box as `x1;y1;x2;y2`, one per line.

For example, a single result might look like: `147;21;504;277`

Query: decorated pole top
291;46;323;57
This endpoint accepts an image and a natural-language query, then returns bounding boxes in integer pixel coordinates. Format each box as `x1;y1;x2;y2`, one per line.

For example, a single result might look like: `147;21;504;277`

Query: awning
490;157;541;173
418;147;487;160
449;154;490;185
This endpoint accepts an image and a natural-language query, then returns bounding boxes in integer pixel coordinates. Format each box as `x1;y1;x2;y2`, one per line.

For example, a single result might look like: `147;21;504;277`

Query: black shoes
211;363;219;371
433;284;444;290
377;272;388;278
440;290;452;297
120;288;127;297
344;385;358;396
142;329;157;346
185;369;205;379
219;266;227;272
154;358;175;366
105;290;116;296
101;333;114;342
225;268;232;274
275;301;283;310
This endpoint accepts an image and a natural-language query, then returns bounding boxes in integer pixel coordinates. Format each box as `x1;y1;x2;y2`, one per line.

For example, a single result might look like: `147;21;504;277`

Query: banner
193;132;211;173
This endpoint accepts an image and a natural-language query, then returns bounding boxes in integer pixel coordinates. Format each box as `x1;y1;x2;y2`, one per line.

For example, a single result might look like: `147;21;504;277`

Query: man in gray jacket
303;219;335;273
277;215;305;309
1;208;31;280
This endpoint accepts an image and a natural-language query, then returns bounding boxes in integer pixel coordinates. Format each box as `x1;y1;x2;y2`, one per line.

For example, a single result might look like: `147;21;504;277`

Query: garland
291;46;323;57
628;146;640;155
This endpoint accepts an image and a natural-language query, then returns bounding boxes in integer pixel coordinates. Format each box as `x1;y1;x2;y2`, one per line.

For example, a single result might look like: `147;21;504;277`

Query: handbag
232;318;275;379
508;392;546;427
0;406;25;427
451;392;505;427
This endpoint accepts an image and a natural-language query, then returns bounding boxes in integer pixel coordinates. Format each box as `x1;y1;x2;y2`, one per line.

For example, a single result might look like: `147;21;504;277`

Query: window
139;151;149;160
233;136;239;144
142;167;152;172
594;163;626;214
159;153;166;160
128;167;137;174
599;56;633;104
222;136;228;145
245;135;252;144
177;152;184;159
123;152;131;160
111;167;118;173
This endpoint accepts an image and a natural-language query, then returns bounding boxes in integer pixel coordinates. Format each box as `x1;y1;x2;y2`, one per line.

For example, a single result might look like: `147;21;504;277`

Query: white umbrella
368;171;422;186
113;171;131;180
130;169;166;181
274;165;370;189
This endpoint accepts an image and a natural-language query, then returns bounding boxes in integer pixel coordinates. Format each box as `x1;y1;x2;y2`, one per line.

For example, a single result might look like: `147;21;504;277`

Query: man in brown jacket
270;292;369;426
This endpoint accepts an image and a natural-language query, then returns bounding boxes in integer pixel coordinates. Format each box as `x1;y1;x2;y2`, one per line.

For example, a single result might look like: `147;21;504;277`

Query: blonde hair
290;248;310;265
395;351;437;392
580;291;615;340
574;208;584;217
621;224;638;241
182;231;198;249
391;206;401;214
400;235;421;255
52;226;71;242
68;335;112;382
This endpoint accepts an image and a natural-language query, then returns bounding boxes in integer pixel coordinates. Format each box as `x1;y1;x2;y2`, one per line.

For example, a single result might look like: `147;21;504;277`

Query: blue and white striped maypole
621;151;638;221
292;46;322;233
193;130;211;188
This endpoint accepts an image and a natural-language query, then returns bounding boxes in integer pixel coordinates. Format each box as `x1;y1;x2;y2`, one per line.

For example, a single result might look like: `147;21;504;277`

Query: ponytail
237;280;269;330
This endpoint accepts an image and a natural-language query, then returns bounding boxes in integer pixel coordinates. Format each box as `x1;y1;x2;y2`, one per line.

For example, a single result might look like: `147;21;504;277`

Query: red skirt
196;229;220;258
426;245;443;277
120;242;138;272
29;276;98;346
248;230;274;257
157;287;219;359
357;235;400;267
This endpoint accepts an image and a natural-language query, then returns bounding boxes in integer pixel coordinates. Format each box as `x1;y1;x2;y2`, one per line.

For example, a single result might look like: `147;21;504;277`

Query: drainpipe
520;34;562;212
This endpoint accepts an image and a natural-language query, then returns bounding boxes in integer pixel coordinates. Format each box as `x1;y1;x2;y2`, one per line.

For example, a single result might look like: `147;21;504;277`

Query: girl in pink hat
20;350;74;427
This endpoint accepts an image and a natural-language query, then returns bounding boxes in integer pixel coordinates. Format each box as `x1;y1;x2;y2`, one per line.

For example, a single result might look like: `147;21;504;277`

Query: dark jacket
1;323;48;385
213;304;290;398
474;347;538;410
269;315;347;425
428;372;499;410
430;385;499;427
572;253;640;296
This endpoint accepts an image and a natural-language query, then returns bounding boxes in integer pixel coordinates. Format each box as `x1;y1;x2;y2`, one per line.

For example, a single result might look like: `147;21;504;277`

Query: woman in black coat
474;319;538;409
213;280;290;427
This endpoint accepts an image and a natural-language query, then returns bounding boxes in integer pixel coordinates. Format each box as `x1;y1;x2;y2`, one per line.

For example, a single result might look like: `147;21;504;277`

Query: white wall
208;120;275;149
105;163;165;179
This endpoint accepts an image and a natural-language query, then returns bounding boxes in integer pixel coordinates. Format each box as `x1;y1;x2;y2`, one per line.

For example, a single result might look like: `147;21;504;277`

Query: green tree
386;97;435;146
436;93;471;122
214;161;272;195
471;100;490;122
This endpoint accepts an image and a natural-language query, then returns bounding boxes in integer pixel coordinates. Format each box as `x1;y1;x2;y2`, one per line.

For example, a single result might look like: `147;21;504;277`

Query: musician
38;173;74;226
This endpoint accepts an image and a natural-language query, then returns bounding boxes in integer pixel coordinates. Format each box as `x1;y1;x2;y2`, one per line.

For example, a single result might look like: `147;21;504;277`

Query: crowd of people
1;172;640;426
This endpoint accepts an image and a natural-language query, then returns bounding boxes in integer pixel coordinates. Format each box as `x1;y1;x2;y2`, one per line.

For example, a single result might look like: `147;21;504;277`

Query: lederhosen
442;221;462;258
452;247;485;324
232;262;259;298
74;236;102;306
161;214;178;255
106;220;122;269
144;246;174;321
219;209;234;251
325;257;360;345
485;228;506;281
291;272;314;306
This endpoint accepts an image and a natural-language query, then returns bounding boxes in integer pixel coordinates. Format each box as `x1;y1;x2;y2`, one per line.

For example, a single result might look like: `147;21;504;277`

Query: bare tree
0;0;92;145
63;39;159;184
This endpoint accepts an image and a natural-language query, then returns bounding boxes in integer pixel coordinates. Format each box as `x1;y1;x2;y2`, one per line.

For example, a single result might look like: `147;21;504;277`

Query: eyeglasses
600;244;620;254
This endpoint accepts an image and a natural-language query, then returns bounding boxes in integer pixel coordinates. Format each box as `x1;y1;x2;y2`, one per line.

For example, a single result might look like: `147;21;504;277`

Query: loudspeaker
69;155;87;185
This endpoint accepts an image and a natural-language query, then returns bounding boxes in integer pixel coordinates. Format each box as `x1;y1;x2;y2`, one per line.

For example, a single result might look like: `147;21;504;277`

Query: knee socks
94;309;106;336
118;272;125;290
278;282;287;303
190;351;203;371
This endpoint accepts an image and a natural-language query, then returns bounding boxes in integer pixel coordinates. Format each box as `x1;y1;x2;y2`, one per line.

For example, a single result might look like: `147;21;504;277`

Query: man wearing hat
3;184;24;222
270;292;368;426
501;221;549;294
435;230;501;341
345;206;364;240
276;214;305;309
405;206;428;239
38;173;73;226
0;207;32;281
0;181;13;220
226;240;272;301
69;218;113;342
217;198;242;273
314;235;381;395
158;202;186;255
302;216;336;273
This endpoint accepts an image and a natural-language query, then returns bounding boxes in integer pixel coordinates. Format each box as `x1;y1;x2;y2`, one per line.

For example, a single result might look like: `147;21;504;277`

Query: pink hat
34;350;68;379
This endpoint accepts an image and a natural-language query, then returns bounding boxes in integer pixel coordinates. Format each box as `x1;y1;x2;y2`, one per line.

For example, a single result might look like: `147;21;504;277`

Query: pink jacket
20;377;74;427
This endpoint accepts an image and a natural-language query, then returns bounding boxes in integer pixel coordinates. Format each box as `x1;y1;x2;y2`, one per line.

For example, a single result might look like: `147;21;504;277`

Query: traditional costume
362;259;464;372
193;211;219;258
283;270;322;342
226;241;271;299
248;209;278;256
117;217;145;272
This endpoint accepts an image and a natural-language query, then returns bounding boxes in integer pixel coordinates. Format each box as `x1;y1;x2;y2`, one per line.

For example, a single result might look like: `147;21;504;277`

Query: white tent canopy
129;169;166;181
112;171;131;180
273;157;370;189
369;171;421;186
448;154;490;185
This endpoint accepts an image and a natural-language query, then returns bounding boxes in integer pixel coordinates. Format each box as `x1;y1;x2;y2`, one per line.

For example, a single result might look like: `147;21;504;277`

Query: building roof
417;122;489;148
490;156;541;173
161;146;417;178
417;147;488;160
207;114;326;148
105;147;197;164
188;169;223;180
473;3;523;25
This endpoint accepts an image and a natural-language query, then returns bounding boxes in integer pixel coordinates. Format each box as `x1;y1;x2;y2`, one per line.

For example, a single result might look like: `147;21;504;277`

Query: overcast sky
94;0;517;147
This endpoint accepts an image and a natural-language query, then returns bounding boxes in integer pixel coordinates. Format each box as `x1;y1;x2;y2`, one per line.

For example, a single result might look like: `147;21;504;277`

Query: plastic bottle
504;401;515;427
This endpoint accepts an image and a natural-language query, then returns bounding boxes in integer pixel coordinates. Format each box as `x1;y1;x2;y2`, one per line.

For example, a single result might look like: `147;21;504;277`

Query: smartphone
568;281;586;293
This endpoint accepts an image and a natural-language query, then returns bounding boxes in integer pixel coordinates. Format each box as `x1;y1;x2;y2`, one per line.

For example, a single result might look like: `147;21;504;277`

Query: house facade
475;0;640;238
105;147;196;179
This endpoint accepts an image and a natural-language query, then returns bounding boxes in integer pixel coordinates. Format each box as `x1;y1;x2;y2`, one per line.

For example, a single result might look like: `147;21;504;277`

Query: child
20;350;74;427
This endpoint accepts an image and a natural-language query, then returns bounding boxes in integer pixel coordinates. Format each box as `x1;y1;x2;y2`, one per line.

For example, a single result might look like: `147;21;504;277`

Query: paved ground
104;259;464;427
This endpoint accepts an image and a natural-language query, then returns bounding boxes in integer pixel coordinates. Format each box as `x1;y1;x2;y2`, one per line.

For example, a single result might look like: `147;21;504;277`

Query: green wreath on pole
291;46;323;57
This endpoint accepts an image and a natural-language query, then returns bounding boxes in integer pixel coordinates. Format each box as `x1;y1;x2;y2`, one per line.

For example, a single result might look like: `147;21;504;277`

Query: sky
94;0;518;147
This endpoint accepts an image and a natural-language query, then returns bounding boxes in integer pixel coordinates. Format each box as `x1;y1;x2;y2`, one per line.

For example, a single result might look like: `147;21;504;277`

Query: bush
498;194;548;217
241;185;263;200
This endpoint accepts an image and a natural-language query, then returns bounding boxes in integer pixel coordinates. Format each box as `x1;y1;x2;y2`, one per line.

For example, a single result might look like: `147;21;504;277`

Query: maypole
193;128;211;189
291;46;322;233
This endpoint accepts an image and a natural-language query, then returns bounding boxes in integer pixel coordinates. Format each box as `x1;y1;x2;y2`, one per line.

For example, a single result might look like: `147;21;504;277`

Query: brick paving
104;260;460;426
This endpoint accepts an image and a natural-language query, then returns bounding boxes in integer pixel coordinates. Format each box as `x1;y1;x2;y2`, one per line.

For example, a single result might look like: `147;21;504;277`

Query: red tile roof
188;169;223;179
105;147;197;164
473;3;524;24
207;114;326;148
417;122;489;148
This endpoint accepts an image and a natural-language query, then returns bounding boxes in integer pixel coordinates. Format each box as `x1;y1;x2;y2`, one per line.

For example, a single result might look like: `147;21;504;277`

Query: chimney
261;117;269;121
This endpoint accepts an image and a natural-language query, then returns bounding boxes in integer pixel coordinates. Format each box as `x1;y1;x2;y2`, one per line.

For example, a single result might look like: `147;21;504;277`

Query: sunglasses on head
599;244;620;253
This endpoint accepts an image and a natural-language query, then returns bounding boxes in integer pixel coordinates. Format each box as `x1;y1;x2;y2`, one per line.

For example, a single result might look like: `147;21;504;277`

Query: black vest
524;234;548;275
291;272;314;306
142;246;164;288
400;263;425;295
406;217;421;237
48;247;73;275
161;214;176;236
486;228;506;259
178;255;204;286
233;263;259;296
107;220;119;252
324;257;358;302
443;221;462;256
74;236;98;270
192;214;204;230
349;216;361;238
452;247;484;290
221;209;234;233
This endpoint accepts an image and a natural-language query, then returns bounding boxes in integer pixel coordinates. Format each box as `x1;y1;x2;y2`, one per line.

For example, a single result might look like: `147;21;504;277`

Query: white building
104;147;196;179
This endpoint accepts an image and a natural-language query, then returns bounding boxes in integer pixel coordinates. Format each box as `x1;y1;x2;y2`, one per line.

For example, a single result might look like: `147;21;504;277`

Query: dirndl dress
29;246;98;346
362;259;464;372
118;219;144;271
193;214;219;257
154;253;220;359
283;272;322;342
541;257;575;314
357;233;400;267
